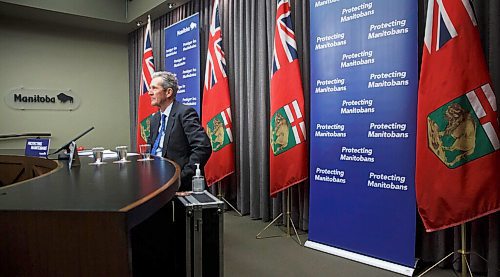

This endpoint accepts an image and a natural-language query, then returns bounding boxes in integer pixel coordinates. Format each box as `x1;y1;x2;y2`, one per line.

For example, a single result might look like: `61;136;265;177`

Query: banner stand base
417;224;488;277
256;188;302;246
216;181;242;216
304;240;414;276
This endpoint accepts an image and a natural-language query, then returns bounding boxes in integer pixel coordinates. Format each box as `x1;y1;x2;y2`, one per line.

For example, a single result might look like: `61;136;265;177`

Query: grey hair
151;71;179;97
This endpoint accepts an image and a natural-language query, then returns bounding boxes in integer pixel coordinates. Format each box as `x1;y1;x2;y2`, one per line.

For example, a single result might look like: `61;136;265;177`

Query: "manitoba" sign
4;87;80;110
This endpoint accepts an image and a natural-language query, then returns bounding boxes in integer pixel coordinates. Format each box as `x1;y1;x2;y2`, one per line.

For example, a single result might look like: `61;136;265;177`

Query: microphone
49;127;95;157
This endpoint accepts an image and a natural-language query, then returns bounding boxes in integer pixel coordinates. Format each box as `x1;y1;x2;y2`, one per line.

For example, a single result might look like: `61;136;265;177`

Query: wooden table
0;154;180;276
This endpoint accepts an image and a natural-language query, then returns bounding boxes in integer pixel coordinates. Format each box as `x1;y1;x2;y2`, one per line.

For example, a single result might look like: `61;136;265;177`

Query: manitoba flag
416;0;500;231
202;0;235;186
136;16;158;151
269;0;308;197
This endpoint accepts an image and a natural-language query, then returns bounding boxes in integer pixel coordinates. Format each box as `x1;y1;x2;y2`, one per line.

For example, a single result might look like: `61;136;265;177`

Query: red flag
269;0;308;197
202;0;235;186
136;16;158;151
416;0;500;232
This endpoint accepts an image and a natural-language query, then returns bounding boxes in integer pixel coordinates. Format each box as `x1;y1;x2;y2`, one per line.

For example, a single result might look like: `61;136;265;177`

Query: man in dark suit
147;71;211;191
132;71;211;276
131;71;212;276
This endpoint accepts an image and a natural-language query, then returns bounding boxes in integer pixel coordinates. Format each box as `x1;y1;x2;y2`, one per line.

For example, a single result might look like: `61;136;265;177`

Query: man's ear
166;87;174;98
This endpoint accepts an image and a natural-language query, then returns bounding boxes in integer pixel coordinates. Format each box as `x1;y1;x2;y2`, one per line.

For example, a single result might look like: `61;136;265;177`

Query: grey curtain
128;0;498;276
219;0;310;227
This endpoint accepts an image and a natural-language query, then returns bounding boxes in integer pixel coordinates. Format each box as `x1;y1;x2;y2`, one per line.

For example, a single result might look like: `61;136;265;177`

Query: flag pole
417;223;489;277
460;224;468;277
217;181;242;216
255;187;302;246
286;187;301;244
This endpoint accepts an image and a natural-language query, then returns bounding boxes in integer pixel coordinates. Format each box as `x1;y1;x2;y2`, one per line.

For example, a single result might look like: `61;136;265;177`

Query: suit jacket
148;100;212;191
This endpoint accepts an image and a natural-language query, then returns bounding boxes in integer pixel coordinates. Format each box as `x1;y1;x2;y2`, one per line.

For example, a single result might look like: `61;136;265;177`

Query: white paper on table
78;150;93;156
102;150;118;159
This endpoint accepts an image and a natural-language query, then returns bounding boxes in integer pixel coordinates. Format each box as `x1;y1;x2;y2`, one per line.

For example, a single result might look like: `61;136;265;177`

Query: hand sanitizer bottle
192;163;205;193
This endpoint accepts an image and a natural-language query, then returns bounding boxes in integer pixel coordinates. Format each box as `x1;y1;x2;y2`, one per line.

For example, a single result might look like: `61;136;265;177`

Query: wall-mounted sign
4;87;80;110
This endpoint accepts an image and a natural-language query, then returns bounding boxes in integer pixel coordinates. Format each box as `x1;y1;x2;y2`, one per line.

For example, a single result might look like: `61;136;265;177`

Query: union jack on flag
424;0;477;53
272;0;298;75
204;0;227;90
141;17;155;94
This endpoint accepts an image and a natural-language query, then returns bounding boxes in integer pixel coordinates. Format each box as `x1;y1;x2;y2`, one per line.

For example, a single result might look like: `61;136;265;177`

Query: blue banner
165;13;201;114
307;0;417;272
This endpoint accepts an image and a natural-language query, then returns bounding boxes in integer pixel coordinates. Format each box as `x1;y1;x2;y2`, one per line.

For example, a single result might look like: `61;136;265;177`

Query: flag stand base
255;188;302;246
417;224;489;277
217;181;242;216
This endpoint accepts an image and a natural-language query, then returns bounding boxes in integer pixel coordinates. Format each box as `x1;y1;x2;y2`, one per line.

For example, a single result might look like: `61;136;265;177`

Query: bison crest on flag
140;114;154;142
427;83;500;168
207;108;233;152
271;100;306;156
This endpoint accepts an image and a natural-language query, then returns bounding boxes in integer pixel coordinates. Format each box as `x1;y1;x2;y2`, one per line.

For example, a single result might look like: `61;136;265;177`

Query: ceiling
0;0;191;34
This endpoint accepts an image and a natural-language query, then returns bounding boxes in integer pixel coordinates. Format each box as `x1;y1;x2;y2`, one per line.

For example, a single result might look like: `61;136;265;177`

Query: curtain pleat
128;1;498;275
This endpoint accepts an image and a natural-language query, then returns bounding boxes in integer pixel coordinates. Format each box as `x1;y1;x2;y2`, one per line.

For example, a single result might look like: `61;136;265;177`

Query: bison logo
57;93;74;103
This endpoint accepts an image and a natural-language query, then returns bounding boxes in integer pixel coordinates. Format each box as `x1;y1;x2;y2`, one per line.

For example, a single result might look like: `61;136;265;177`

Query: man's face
149;77;173;108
